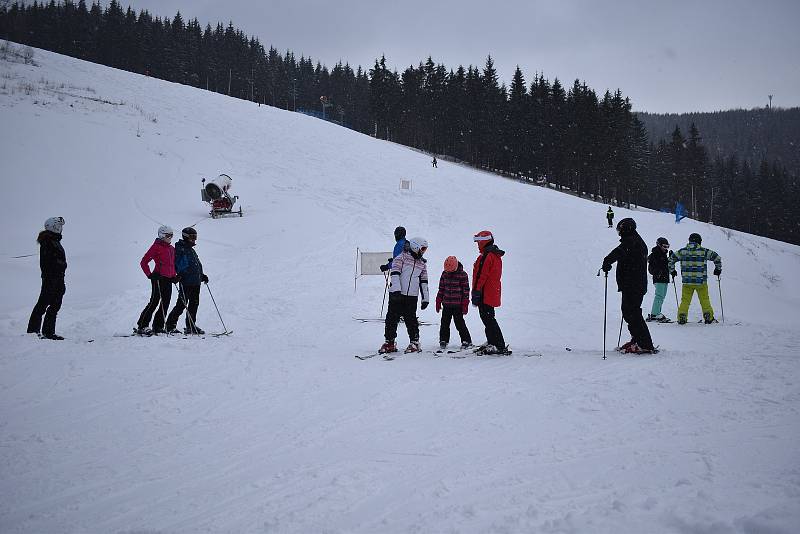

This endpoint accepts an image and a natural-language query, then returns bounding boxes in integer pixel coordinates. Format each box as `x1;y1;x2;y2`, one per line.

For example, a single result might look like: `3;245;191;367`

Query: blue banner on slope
675;202;687;223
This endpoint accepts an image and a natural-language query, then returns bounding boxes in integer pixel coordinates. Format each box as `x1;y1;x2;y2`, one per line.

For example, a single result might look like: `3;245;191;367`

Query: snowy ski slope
1;43;799;533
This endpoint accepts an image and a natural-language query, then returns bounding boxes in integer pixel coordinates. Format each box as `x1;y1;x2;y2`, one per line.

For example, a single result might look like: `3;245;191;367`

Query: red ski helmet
473;230;494;251
443;256;458;272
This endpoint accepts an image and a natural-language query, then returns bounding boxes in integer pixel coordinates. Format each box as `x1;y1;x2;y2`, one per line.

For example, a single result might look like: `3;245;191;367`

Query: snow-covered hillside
1;43;799;533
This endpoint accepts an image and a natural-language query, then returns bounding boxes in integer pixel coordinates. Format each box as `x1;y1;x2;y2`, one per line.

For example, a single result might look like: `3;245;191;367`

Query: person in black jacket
601;217;655;353
646;237;672;323
27;217;67;340
166;227;208;334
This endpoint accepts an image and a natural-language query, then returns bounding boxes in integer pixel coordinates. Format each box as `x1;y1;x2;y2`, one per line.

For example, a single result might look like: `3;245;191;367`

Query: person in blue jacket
166;227;209;334
380;226;408;272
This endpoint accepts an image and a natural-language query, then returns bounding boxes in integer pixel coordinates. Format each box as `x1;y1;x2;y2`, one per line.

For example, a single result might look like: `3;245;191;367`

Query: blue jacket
384;238;408;270
174;239;204;285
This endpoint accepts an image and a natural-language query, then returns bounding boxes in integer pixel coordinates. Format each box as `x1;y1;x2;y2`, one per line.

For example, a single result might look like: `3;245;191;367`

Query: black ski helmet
656;237;669;247
616;218;636;234
182;227;198;240
394;226;406;241
689;232;702;244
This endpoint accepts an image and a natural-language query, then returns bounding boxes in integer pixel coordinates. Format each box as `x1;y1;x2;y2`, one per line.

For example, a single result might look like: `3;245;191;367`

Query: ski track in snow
1;43;799;534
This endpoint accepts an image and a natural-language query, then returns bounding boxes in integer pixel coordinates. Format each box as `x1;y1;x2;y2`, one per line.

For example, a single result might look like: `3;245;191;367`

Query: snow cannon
204;173;232;200
201;174;243;219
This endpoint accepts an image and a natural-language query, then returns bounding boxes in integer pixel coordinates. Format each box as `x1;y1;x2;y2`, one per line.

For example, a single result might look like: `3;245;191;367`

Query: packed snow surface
1;44;799;533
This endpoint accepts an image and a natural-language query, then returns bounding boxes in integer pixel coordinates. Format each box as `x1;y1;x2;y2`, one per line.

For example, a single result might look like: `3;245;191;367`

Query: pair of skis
355;346;541;360
614;345;661;356
116;328;233;339
355;345;469;360
353;317;437;326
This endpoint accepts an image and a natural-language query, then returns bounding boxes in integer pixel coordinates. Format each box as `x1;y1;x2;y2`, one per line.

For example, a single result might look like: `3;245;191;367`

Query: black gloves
379;264;389;272
420;301;429;310
201;274;209;283
713;268;721;276
671;270;677;280
148;272;160;280
601;263;612;273
471;290;482;306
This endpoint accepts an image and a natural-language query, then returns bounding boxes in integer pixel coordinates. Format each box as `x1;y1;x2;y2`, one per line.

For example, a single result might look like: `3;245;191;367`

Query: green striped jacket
668;243;722;285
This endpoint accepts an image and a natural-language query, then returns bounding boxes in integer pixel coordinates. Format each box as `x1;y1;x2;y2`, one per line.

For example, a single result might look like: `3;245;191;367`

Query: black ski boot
41;333;64;340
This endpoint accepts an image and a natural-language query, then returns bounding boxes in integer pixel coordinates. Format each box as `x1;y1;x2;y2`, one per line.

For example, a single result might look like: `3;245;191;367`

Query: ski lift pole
205;282;229;334
717;275;725;324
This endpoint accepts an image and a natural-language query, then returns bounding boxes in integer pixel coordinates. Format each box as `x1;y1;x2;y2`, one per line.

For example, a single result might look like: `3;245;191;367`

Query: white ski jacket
389;251;429;302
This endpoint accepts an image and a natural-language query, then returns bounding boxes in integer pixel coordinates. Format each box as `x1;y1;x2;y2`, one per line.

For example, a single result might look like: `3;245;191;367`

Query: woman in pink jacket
135;225;178;335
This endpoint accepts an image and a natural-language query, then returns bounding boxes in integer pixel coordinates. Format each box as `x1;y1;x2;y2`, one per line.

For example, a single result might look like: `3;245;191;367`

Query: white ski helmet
408;236;428;254
158;225;174;240
44;216;65;234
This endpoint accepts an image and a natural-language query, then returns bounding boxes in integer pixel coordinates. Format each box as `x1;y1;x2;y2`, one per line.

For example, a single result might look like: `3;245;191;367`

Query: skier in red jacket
472;230;507;354
136;225;179;335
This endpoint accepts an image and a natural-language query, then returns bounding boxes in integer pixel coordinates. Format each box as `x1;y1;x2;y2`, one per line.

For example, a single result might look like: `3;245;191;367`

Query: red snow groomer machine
201;174;243;219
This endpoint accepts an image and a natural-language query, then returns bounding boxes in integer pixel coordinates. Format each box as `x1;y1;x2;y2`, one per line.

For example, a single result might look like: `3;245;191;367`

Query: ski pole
380;271;389;318
205;282;229;334
617;316;623;350
157;278;173;336
672;278;679;308
176;282;199;334
717;275;725;324
599;268;608;360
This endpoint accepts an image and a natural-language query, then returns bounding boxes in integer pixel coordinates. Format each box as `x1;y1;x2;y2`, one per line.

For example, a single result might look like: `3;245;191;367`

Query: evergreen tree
505;66;528;174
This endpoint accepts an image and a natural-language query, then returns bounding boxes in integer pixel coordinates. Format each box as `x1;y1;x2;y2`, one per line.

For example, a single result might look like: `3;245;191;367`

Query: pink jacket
140;239;176;278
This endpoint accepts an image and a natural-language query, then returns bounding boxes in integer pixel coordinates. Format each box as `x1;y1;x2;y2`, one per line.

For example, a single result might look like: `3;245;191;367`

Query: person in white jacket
379;237;430;355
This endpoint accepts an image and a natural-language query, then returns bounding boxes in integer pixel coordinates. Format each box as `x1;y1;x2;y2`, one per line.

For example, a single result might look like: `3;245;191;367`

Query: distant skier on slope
380;226;408;272
669;232;722;324
601;218;656;354
472;230;508;355
606;206;614;228
27;216;67;340
378;237;430;355
136;225;179;335
432;155;438;168
165;227;209;335
435;256;472;350
646;237;673;323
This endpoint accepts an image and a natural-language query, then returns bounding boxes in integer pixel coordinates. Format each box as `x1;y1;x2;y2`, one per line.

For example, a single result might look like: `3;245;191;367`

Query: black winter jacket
647;246;670;284
602;231;648;294
37;231;67;279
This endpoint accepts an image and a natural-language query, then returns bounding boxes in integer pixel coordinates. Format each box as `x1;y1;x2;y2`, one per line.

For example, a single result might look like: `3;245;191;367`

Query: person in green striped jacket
668;233;723;324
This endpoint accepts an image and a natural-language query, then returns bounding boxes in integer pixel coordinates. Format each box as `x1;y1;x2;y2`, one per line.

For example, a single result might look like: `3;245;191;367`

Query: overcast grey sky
125;0;799;113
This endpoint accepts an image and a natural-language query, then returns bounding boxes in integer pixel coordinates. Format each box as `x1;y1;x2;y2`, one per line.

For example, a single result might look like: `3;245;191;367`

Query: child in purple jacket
435;256;472;350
